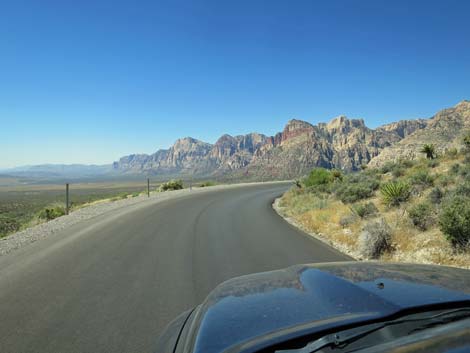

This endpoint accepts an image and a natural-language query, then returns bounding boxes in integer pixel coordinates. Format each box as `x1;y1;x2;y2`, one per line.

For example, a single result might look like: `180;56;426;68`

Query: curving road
0;183;351;353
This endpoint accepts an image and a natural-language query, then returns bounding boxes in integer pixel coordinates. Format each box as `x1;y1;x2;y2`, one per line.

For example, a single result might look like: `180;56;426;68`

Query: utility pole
147;178;150;197
65;183;70;215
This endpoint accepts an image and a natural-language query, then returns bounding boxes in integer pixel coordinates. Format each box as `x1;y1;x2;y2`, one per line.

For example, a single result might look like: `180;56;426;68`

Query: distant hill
1;164;114;181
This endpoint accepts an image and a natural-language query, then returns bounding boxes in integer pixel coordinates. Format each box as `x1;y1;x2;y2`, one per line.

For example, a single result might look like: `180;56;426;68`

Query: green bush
380;181;411;206
428;187;444;204
303;168;333;188
159;179;184;192
446;148;459;159
351;202;378;219
439;196;470;247
408;170;434;190
408;202;434;231
380;161;409;177
335;174;380;203
37;205;66;221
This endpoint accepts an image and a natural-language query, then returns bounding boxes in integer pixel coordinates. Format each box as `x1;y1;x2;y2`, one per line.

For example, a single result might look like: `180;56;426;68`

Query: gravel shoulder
0;181;287;256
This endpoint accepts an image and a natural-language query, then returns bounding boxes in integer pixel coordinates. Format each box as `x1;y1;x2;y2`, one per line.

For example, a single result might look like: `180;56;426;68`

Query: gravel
0;182;286;256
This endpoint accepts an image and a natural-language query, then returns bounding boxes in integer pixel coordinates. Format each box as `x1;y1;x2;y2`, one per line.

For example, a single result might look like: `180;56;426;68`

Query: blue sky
1;0;469;168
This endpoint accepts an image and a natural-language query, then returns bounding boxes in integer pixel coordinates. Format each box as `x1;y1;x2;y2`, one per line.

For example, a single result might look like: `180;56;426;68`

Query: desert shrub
392;166;406;178
446;148;459;159
351;202;378;219
380;161;409;177
428;187;444;204
399;159;415;169
380;161;397;174
37;205;66;221
358;218;392;259
159;179;184;192
380;181;411;206
408;202;434;231
439;195;470;247
331;169;343;181
408;170;434;190
455;181;470;197
335;174;380;204
339;214;356;228
199;181;216;187
303;168;333;188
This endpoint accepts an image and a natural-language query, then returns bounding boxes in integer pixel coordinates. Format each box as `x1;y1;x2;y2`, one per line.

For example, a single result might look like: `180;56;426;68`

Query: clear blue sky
1;0;469;168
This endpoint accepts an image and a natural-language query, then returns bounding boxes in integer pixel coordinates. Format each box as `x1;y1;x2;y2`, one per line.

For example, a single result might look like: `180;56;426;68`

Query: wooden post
147;178;150;197
65;183;70;215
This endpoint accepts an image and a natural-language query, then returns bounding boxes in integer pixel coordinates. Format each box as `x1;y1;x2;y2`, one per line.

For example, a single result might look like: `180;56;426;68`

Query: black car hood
185;262;470;353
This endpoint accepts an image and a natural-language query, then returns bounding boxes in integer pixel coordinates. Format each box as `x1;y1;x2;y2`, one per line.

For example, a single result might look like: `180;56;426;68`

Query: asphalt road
0;183;351;353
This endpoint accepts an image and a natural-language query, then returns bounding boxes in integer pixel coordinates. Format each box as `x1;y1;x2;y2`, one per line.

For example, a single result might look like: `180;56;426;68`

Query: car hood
185;262;470;353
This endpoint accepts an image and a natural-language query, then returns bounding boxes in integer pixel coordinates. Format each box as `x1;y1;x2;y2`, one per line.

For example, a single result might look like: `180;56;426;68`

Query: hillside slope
369;101;470;167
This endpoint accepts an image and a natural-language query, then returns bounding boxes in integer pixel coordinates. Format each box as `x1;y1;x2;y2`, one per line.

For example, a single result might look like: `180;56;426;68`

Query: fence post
147;178;150;197
65;183;70;215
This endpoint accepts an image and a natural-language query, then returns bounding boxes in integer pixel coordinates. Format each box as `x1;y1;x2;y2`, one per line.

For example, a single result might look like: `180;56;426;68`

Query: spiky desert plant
420;144;436;160
380;181;411;206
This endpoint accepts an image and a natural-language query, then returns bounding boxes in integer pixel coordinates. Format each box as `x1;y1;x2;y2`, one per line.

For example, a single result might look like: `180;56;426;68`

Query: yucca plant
380;181;411;206
420;144;436;160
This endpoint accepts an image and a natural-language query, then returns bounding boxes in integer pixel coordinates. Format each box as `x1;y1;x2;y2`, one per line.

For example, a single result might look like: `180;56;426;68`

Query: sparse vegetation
408;169;434;191
0;181;148;238
278;138;470;268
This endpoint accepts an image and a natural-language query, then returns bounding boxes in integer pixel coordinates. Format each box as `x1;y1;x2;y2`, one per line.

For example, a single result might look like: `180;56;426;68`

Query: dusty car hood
185;262;470;353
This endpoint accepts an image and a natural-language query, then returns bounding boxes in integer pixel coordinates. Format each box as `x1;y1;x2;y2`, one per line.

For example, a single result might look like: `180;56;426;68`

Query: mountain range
114;101;470;179
5;100;470;181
